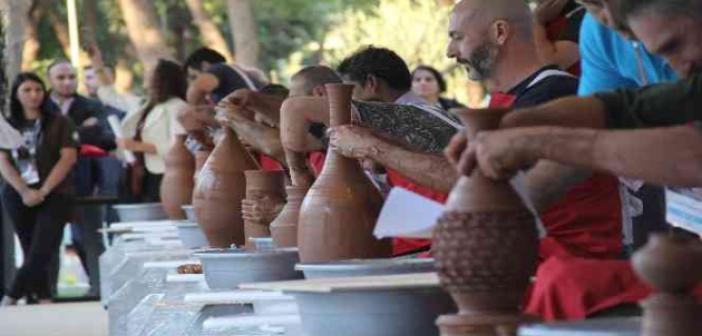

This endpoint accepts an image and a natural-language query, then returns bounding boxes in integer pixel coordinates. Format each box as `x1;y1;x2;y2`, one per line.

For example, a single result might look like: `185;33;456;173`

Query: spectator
118;59;188;202
0;73;78;305
411;65;465;111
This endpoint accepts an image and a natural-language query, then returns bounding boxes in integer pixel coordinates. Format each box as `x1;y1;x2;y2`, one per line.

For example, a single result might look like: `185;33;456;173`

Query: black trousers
1;186;71;300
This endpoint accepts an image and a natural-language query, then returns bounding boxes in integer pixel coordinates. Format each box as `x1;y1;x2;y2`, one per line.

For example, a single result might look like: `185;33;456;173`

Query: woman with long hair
0;72;79;305
118;59;188;201
411;65;465;111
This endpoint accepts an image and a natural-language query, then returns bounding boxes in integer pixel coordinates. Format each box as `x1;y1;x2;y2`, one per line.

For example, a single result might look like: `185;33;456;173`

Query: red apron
259;153;284;172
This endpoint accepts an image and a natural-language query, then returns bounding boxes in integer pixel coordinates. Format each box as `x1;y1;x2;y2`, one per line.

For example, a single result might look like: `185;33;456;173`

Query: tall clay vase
270;185;308;248
632;234;702;336
433;108;539;336
192;128;259;248
297;83;392;263
243;170;286;249
160;135;195;219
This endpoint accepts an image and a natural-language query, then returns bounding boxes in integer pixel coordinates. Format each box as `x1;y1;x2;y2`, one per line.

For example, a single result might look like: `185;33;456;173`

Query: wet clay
297;83;392;263
270;185;308;248
433;108;538;336
160;135;195;219
243;170;286;249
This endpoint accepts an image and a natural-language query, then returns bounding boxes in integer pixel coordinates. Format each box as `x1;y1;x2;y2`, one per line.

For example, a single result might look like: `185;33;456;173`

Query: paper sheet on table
374;172;546;239
107;115;136;163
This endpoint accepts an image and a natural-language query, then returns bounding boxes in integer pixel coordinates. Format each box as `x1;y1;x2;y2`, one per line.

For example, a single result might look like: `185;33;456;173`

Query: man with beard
326;0;623;262
47;60;115;298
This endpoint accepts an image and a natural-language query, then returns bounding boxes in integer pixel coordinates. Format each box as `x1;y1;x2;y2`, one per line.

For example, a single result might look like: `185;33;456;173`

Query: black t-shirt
508;66;580;108
3;113;80;194
557;2;585;43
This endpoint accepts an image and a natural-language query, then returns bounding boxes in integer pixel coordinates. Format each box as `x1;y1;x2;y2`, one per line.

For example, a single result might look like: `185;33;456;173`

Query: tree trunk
82;0;98;46
3;0;31;88
227;0;259;68
21;0;40;70
116;0;173;74
186;0;233;62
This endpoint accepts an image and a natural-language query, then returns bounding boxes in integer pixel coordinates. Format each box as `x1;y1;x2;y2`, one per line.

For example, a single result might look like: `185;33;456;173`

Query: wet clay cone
243;170;286;249
633;234;702;336
193;128;259;248
297;83;392;263
270;185;308;248
160;135;195;219
433;108;538;336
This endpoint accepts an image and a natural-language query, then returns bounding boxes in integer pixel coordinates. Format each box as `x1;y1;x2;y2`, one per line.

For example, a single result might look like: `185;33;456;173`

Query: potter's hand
21;189;45;207
242;197;285;223
216;90;256;122
462;129;537;179
328;125;379;160
178;105;217;133
444;132;468;169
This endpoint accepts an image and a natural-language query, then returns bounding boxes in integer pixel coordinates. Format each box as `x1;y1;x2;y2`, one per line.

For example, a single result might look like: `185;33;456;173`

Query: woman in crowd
0;72;79;305
118;59;188;202
411;65;464;111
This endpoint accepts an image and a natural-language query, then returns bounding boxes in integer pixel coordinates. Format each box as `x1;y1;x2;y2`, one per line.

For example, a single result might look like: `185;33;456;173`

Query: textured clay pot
632;234;702;336
270;185;308;248
297;83;392;263
160;135;195;219
192;128;259;248
432;108;539;336
243;170;286;249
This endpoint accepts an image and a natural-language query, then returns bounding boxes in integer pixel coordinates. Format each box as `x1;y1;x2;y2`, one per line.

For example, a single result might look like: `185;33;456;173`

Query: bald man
326;0;623;261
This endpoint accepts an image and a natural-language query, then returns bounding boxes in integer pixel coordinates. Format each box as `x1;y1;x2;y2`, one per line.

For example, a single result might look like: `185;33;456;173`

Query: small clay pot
433;108;538;335
192;128;259;248
160;135;195;219
632;234;702;336
243;170;286;249
270;185;308;247
297;84;392;263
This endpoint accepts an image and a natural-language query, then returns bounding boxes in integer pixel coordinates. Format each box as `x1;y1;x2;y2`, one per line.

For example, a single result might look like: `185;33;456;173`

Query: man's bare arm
280;97;329;152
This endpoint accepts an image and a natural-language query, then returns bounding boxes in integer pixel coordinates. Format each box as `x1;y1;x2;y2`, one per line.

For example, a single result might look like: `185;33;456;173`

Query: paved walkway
0;302;107;336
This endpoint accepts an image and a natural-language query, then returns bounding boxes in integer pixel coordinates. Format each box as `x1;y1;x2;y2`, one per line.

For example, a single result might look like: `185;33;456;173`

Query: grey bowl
295;258;435;279
195;248;303;290
174;221;208;249
182;205;196;221
113;203;168;222
291;287;455;336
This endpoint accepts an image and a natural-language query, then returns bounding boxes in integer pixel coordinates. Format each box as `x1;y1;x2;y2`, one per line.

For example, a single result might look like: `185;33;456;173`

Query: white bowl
174;221;208;249
292;287;455;336
195;248;303;290
113;203;167;222
296;258;435;279
181;205;196;221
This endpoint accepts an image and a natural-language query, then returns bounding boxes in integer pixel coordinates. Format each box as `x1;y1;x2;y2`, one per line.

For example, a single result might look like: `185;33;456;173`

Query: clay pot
243;170;286;249
192;128;259;248
297;84;392;263
160;135;195;219
270;185;308;248
432;108;538;336
632;234;702;336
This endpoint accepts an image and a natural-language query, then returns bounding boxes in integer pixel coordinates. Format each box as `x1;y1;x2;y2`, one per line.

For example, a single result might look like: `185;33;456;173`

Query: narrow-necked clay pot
270;185;308;248
243;170;286;249
160;134;195;219
297;84;392;263
632;234;702;336
433;108;538;336
192;128;259;248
